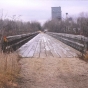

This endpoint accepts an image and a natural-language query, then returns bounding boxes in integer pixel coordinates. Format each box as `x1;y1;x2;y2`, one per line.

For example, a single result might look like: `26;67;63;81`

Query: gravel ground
19;57;88;88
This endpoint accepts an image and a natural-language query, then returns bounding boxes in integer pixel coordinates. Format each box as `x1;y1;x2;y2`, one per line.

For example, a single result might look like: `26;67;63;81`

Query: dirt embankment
19;57;88;88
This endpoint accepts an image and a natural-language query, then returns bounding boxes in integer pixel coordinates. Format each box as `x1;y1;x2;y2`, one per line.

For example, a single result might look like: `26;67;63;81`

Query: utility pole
66;13;68;19
65;13;68;33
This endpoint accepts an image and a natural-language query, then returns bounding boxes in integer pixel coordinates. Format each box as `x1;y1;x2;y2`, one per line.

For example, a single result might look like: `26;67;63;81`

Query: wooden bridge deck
17;33;80;58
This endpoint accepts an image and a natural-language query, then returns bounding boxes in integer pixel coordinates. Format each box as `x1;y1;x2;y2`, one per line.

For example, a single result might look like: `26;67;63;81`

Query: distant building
51;7;62;20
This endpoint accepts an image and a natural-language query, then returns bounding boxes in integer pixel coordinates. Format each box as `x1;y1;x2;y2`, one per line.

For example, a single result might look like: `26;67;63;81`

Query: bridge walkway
17;33;80;58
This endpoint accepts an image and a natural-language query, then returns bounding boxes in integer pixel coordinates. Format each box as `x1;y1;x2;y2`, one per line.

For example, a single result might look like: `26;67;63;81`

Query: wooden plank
52;37;78;57
18;34;39;57
44;37;53;58
48;34;78;58
18;35;36;53
25;39;38;57
40;37;47;58
20;43;34;57
18;33;79;58
33;38;41;58
46;34;67;58
46;37;60;58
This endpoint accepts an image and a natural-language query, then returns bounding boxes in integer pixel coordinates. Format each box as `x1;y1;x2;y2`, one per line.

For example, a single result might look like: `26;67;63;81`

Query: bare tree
43;12;88;37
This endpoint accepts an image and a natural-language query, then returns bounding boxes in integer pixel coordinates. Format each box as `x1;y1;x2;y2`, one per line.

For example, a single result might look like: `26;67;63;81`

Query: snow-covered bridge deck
17;33;80;58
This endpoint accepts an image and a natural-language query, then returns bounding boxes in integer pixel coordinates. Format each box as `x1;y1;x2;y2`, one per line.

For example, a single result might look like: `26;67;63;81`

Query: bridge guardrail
47;32;88;53
1;32;39;52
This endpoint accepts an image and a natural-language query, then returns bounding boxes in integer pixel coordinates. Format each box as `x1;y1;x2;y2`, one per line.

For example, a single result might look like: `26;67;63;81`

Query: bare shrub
84;51;88;61
0;52;21;88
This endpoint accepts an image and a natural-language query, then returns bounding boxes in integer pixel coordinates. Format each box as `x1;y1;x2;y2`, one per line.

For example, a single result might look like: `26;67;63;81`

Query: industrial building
51;7;62;20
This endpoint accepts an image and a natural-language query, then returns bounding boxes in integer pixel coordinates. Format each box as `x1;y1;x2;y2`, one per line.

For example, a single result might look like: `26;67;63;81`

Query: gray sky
0;0;88;24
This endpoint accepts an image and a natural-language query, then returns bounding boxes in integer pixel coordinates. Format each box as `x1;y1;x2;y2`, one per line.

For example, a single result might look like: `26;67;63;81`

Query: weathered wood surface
47;32;88;42
17;33;81;58
47;32;88;52
1;32;39;52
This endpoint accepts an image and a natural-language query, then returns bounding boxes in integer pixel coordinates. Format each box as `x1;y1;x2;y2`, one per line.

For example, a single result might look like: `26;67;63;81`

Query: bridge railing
1;32;39;52
47;32;88;53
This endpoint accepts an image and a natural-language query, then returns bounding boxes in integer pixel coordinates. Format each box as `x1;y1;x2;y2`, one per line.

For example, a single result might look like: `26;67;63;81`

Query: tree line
0;19;42;38
43;12;88;37
0;12;88;38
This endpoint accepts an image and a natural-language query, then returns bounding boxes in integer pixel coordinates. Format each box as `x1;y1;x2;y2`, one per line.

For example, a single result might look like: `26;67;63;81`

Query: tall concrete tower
51;7;62;20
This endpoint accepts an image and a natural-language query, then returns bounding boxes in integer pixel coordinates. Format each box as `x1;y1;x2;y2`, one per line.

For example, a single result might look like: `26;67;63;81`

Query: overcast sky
0;0;88;24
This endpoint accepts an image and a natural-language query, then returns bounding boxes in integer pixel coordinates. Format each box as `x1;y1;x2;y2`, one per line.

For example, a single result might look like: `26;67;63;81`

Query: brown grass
84;51;88;61
0;52;21;88
20;57;88;88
